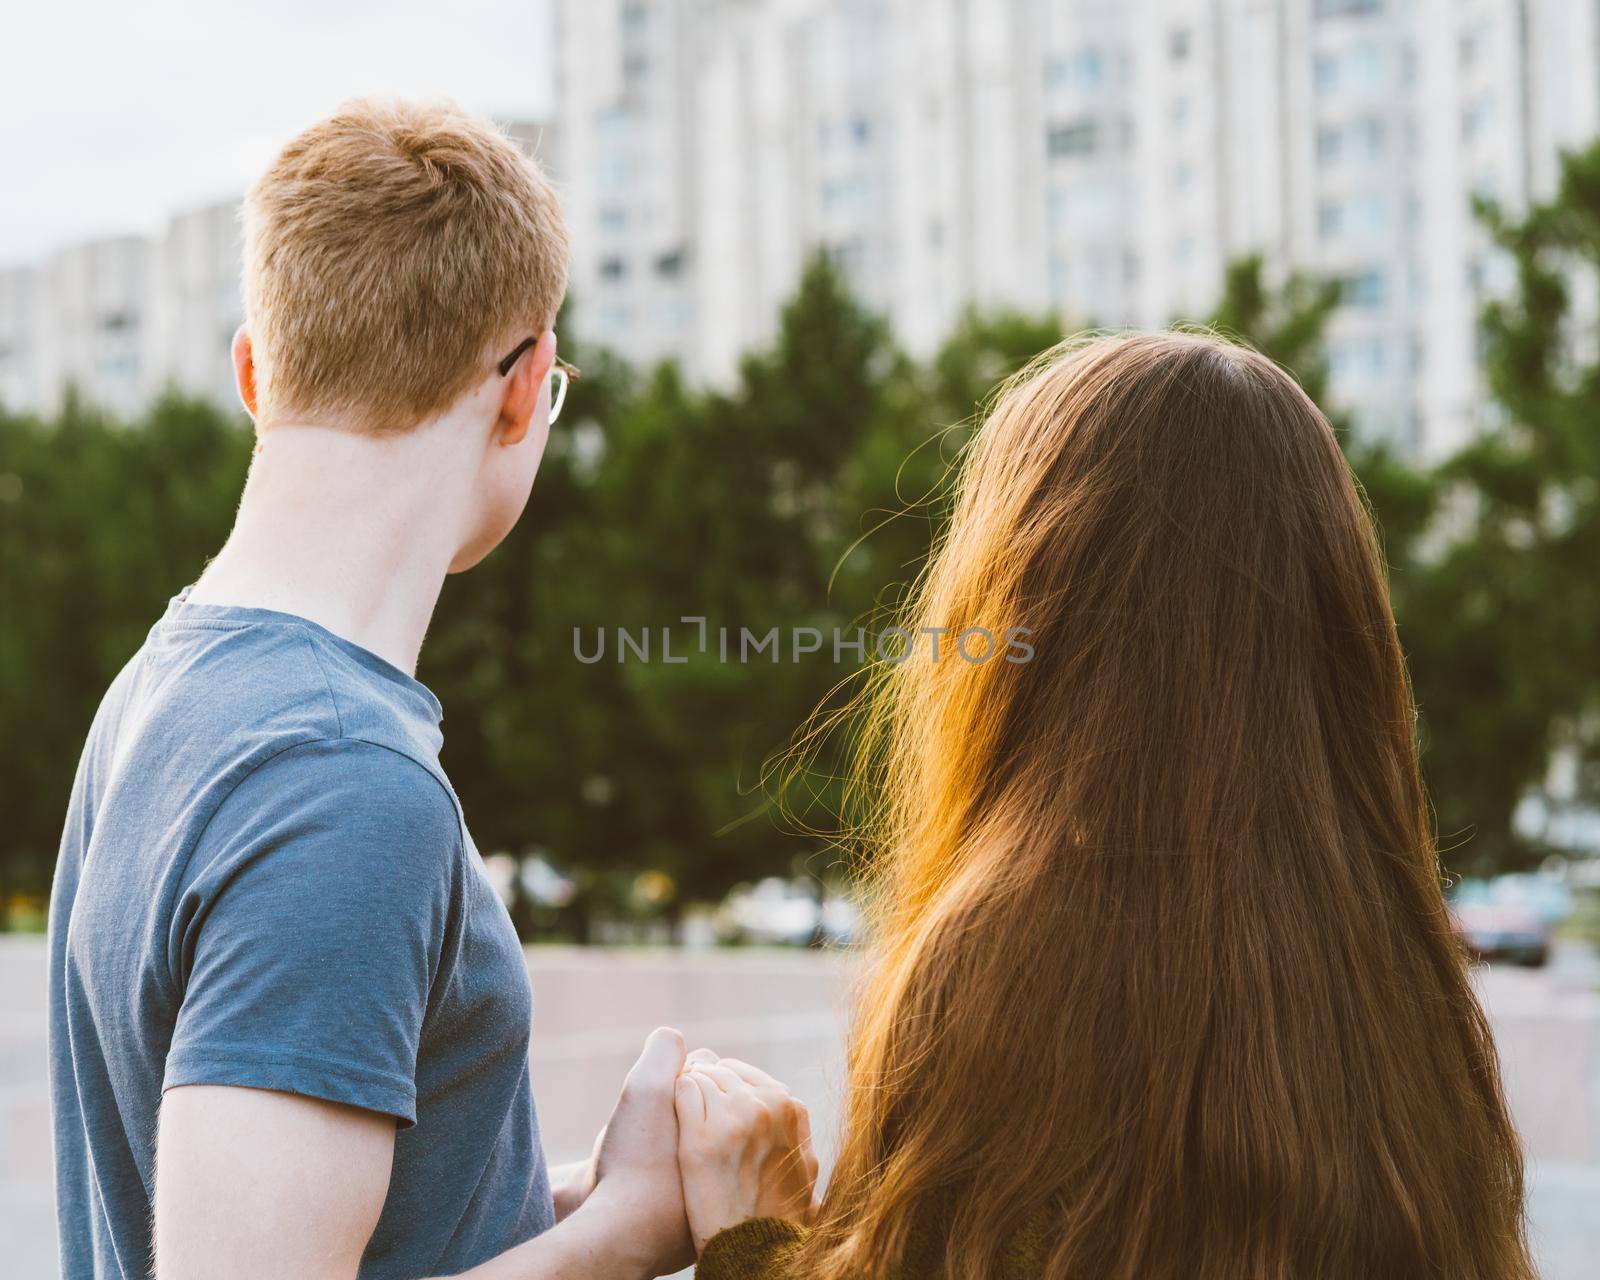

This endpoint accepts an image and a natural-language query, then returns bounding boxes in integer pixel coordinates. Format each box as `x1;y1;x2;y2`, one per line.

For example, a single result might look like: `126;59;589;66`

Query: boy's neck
189;420;475;677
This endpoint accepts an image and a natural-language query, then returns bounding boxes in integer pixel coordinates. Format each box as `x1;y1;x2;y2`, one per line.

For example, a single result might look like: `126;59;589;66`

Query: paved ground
2;937;1597;1277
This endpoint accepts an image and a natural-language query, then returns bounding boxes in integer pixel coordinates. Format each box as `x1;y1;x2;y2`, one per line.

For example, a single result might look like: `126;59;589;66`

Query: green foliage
1408;143;1600;870
1206;254;1343;415
1199;169;1600;872
4;213;1596;927
0;390;253;907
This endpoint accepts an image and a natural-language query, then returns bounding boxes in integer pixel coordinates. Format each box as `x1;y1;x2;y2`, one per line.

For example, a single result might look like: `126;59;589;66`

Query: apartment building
554;0;700;370
5;1;1594;458
554;0;1600;457
152;200;245;411
30;235;155;421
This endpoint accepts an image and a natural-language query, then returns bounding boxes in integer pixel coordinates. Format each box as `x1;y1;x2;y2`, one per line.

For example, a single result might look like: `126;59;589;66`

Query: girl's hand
674;1051;819;1253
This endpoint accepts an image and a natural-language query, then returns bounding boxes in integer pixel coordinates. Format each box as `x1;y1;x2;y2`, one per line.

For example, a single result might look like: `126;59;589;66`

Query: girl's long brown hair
800;333;1532;1279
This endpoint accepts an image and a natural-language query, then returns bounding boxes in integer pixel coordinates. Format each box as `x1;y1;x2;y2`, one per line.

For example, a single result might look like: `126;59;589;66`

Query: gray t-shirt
47;589;554;1279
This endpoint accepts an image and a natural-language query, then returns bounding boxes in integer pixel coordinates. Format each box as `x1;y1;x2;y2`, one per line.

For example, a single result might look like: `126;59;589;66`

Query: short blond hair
242;98;568;431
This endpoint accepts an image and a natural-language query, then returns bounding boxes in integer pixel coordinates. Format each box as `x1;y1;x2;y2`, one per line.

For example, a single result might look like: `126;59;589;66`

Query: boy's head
240;97;568;434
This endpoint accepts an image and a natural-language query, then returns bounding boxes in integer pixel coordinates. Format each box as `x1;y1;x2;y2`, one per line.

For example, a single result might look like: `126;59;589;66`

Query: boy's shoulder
78;608;455;864
76;610;464;900
129;606;445;775
140;610;344;742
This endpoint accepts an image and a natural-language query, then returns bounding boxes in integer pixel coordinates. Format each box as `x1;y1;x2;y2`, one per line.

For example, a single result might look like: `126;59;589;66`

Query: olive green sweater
697;1209;1058;1280
697;1219;810;1280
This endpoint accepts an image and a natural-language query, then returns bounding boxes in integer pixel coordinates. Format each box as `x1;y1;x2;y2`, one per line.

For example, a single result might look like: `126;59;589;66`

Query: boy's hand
581;1027;696;1276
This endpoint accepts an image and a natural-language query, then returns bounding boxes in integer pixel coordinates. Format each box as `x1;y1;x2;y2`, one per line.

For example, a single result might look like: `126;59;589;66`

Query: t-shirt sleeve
164;738;464;1128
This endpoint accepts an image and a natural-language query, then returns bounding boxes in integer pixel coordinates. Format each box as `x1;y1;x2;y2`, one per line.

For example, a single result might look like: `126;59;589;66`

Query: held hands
572;1030;816;1273
673;1049;819;1254
579;1027;698;1277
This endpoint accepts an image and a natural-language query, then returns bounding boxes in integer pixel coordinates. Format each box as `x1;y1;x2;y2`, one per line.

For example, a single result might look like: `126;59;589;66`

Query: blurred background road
2;937;1597;1279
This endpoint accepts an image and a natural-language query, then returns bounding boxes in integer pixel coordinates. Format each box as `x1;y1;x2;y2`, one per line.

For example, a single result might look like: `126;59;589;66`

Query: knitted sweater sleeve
695;1217;809;1280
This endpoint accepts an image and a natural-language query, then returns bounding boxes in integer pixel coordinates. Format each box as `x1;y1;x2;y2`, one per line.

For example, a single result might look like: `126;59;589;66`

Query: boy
47;99;691;1280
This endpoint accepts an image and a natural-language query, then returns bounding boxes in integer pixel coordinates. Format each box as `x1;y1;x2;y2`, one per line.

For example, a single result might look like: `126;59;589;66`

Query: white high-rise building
554;0;1600;459
5;2;1594;456
553;0;699;369
0;267;42;412
153;201;245;411
32;235;156;420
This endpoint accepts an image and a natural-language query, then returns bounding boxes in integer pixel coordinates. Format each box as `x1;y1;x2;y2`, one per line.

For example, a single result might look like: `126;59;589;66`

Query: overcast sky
2;0;555;268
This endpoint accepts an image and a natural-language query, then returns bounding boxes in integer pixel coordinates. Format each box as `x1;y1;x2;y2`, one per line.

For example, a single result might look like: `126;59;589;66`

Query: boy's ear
497;331;557;446
231;326;259;419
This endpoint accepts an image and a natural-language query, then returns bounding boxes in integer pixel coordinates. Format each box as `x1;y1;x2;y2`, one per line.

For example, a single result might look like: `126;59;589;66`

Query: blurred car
1449;879;1554;967
720;877;862;946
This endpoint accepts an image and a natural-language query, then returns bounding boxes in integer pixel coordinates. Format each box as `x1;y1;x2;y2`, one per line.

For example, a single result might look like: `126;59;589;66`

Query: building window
1317;46;1386;97
1402;406;1422;453
825;238;867;279
597;152;632;189
1348;193;1387;235
1316;125;1342;166
1329;337;1387;379
1316;0;1381;17
97;353;140;379
1048;187;1070;232
1342;269;1387;307
1462;95;1496;143
1351;44;1384;91
1320;117;1386;164
1355;116;1385;158
821;174;872;216
656;249;684;278
1318;199;1343;239
1048;253;1070;303
600;256;629;282
1169;28;1191;60
655;296;690;331
1047;119;1099;158
599;207;629;234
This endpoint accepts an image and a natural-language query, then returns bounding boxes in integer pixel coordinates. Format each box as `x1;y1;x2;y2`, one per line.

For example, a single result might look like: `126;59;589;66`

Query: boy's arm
549;1159;598;1223
156;1029;694;1280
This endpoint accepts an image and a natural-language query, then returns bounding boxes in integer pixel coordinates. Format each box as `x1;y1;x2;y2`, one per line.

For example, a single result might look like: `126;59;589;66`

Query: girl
675;332;1534;1280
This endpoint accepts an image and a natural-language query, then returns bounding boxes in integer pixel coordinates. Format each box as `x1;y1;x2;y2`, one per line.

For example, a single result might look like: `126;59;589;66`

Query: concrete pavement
3;937;1596;1277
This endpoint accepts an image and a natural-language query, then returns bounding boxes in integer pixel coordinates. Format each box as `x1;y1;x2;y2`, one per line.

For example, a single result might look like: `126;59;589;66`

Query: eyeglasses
497;337;581;424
